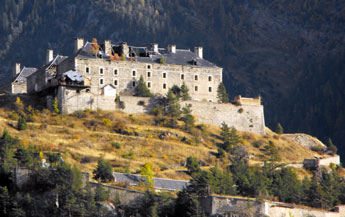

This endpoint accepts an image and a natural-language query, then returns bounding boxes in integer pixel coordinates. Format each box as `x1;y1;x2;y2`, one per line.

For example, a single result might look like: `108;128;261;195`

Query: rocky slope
0;0;344;160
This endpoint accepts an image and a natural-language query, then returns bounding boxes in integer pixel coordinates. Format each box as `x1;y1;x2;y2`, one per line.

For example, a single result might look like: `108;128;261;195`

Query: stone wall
11;82;27;94
58;86;117;113
319;155;340;166
15;167;31;189
281;134;327;150
202;195;345;217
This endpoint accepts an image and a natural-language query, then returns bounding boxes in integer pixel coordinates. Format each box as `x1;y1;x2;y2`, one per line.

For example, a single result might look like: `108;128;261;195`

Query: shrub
102;118;113;128
238;108;244;113
53;97;60;114
74;110;86;118
8;112;19;121
122;151;135;159
160;56;166;64
17;116;27;130
111;142;121;149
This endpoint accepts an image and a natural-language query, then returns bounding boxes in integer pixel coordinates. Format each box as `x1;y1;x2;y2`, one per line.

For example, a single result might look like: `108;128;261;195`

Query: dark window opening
100;79;104;85
132;70;136;76
209;87;212;92
163;72;166;78
100;68;104;74
208;76;212;81
195;86;198;91
86;67;90;73
147;82;151;88
132;81;136;87
86;89;90;92
114;69;118;75
147;72;151;77
163;83;167;89
76;90;80;94
147;65;151;69
181;74;184;80
195;75;198;81
114;80;118;86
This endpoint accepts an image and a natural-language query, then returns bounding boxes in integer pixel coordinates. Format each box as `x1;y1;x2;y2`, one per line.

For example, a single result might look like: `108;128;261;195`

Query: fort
1;38;265;134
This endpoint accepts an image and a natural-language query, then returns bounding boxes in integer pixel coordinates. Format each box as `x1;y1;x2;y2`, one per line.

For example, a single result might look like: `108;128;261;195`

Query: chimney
104;40;112;56
194;47;203;59
121;42;129;58
74;38;84;53
151;43;159;53
46;49;54;64
13;63;21;78
168;45;176;53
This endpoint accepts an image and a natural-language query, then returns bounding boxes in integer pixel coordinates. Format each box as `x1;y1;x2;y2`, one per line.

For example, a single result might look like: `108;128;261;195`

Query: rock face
281;134;327;150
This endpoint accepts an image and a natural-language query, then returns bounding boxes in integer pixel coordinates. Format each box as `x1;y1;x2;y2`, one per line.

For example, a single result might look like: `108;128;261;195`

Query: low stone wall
202;195;345;217
118;96;266;135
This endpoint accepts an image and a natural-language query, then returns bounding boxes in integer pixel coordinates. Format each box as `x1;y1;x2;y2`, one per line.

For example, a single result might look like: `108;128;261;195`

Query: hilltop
0;94;333;181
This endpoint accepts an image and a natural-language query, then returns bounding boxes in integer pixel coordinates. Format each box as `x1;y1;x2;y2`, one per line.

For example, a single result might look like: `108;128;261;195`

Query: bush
122;151;135;159
111;142;121;149
17;116;27;130
102;118;112;128
238;108;244;113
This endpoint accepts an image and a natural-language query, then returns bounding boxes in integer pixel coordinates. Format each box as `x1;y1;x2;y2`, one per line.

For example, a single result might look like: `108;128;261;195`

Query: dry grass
0;105;328;180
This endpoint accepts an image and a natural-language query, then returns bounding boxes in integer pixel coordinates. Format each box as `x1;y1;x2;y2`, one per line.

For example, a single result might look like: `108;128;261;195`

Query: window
208;76;212;81
132;81;136;87
163;83;167;89
147;65;151;69
208;87;212;92
100;68;104;75
114;68;118;76
147;71;151;77
181;74;184;80
162;72;167;78
114;79;118;86
132;70;136;77
194;75;198;81
209;99;213;102
99;78;104;85
86;67;90;74
195;86;198;91
147;82;151;88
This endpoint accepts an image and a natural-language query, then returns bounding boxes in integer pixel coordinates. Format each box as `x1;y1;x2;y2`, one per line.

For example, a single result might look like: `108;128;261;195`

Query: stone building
0;63;37;94
51;38;222;102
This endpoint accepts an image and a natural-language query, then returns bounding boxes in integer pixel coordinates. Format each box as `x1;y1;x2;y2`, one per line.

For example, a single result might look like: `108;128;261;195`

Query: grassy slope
0;102;327;181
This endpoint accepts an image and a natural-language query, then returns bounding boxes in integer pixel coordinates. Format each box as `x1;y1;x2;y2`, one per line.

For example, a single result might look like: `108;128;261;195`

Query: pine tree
220;122;240;152
217;83;229;103
135;75;152;97
17;116;27;131
93;158;113;183
181;82;190;101
181;105;195;132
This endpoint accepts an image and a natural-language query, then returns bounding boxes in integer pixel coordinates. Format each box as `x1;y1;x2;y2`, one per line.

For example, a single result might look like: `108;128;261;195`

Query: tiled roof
76;42;218;68
113;172;189;191
13;67;37;83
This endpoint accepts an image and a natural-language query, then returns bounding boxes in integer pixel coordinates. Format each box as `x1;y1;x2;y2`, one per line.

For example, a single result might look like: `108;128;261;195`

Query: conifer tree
135;75;152;97
93;158;113;183
217;83;229;103
327;138;337;155
181;105;195;132
17;116;27;131
181;82;190;101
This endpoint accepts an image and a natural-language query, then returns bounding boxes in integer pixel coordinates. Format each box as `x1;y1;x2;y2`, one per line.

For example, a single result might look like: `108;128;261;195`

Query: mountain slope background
0;0;345;160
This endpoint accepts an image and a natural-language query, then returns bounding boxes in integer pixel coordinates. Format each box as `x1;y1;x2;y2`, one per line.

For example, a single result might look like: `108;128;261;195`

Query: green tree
220;122;241;152
186;156;201;175
276;123;284;134
17;116;27;131
53;97;60;114
0;186;10;216
14;147;33;167
141;162;155;187
217;83;229;103
180;82;190;101
135;75;152;97
181;105;195;133
175;188;205;217
171;85;181;97
138;191;158;217
93;158;113;183
95;182;108;202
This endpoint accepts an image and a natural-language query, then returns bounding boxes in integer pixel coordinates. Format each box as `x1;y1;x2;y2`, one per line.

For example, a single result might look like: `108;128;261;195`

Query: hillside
0;0;344;162
0;94;331;181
